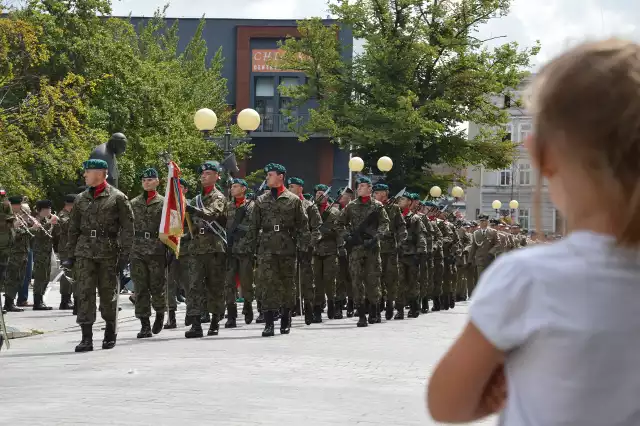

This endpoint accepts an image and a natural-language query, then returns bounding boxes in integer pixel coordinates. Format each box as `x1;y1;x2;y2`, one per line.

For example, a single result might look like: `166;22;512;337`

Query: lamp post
492;200;502;219
509;199;519;222
429;186;442;198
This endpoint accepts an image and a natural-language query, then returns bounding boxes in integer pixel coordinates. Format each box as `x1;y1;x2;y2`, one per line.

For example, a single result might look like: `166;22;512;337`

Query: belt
261;225;292;233
135;230;159;239
81;229;119;239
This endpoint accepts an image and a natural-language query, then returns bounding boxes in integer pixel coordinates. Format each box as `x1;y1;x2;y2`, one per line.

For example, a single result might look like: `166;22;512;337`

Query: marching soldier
395;193;426;319
373;183;406;320
455;222;472;301
467;214;499;295
421;201;445;311
65;159;134;352
286;177;320;324
247;163;309;337
54;194;77;311
183;161;228;338
436;211;460;310
164;178;188;329
224;178;255;328
130;168;167;339
335;187;355;317
337;176;390;327
312;184;341;320
32;200;58;310
0;192;12;313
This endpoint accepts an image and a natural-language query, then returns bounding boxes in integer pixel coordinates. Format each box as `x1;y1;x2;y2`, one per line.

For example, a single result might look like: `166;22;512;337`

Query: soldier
420;201;444;312
224;178;255;328
32;200;58;310
2;196;36;313
455;222;472;301
286;177;320;324
183;161;228;338
247;163;309;337
0;191;12;313
312;184;341;321
164;177;188;330
395;193;426;319
337;176;390;327
467;214;499;295
373;183;406;320
54;194;77;311
65;159;134;352
130;168;167;339
511;224;527;248
335;187;355;317
436;211;461;310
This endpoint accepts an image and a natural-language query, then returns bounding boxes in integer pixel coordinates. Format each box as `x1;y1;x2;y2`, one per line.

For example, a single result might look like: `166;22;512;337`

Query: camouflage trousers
442;256;456;295
33;249;52;296
291;253;314;309
3;251;29;300
398;254;419;305
456;263;469;299
431;256;444;299
419;253;433;300
335;254;352;302
225;254;254;305
60;269;74;296
313;254;337;305
166;256;180;311
74;257;118;325
256;253;295;311
0;247;10;293
380;251;398;303
185;253;225;317
348;248;381;307
131;255;167;318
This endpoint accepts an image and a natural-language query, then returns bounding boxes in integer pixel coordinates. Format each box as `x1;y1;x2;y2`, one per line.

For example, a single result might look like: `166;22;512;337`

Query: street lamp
451;186;464;198
377;156;393;173
429;186;442;198
348;156;365;172
509;199;519;221
492;200;502;219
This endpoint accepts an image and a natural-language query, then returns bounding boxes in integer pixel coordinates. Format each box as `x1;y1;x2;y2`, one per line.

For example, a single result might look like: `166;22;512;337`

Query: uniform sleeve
246;201;261;253
307;204;322;248
118;195;135;255
469;254;537;352
66;201;81;258
376;205;390;237
488;230;501;255
433;222;443;249
294;198;310;251
336;206;349;243
415;217;427;253
395;207;408;247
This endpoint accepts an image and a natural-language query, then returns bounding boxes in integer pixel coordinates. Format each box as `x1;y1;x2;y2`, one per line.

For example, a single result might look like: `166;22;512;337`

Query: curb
6;326;39;339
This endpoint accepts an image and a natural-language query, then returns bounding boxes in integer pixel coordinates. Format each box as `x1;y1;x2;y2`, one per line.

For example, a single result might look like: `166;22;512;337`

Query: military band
0;159;539;353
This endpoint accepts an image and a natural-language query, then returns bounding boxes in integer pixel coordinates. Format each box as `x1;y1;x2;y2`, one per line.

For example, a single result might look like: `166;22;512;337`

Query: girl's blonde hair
526;39;640;247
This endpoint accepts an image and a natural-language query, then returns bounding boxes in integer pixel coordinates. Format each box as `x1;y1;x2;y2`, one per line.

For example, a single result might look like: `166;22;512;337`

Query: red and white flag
159;161;186;257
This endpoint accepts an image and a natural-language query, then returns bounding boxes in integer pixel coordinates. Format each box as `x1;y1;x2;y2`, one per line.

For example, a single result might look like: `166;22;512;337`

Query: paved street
2;285;494;426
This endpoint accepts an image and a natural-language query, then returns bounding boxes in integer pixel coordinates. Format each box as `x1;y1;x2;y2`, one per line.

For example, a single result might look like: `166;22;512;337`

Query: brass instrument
19;207;54;239
13;212;34;236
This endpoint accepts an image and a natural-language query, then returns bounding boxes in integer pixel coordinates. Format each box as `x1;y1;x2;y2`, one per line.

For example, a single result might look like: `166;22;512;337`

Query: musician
54;194;77;311
32;199;58;310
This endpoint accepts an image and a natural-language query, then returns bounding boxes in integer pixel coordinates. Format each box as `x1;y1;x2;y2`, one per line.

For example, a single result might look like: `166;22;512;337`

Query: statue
89;133;127;188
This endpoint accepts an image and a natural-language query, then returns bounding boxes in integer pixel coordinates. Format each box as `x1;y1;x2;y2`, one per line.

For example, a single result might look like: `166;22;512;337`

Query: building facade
127;16;353;190
464;78;565;234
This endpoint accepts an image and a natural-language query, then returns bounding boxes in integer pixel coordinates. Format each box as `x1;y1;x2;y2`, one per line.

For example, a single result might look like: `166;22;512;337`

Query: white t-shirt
470;231;640;426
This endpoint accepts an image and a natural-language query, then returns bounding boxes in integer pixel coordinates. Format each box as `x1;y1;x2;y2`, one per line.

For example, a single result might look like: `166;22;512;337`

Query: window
499;170;511;186
519;123;532;143
255;77;275;97
504;95;511;108
518;163;531;185
254;77;276;132
519;208;530;230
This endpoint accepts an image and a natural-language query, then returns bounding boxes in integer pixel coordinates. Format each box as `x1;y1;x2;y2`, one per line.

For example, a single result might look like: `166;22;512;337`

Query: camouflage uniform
419;215;442;311
397;210;426;317
54;209;75;302
32;215;57;300
0;203;13;294
296;197;321;318
130;192;167;319
455;226;472;301
437;219;459;309
337;196;390;324
3;211;33;307
312;202;341;318
379;202;406;315
334;203;353;313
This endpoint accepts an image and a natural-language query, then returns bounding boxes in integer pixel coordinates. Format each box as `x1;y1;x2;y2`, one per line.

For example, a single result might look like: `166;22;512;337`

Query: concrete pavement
1;285;495;426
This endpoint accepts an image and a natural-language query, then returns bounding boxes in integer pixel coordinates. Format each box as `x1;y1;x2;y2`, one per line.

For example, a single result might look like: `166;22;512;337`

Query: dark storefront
127;16;353;190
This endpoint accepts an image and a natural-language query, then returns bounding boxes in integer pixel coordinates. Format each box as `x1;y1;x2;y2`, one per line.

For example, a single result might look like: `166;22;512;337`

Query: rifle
193;195;228;245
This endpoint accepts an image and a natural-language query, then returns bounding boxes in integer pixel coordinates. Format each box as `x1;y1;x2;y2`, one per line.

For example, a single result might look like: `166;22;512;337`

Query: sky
105;0;640;67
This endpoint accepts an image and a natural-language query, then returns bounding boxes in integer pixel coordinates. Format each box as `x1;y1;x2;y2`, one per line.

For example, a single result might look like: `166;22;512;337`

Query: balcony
253;113;309;134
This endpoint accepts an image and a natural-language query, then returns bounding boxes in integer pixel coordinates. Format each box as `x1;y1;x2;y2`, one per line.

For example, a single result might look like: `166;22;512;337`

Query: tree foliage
277;0;540;194
1;0;238;203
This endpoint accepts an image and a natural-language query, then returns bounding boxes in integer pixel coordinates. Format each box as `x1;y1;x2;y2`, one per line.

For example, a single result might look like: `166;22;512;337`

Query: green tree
277;1;539;195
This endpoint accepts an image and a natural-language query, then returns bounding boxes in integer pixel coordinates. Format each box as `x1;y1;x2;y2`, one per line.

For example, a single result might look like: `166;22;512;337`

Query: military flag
159;161;186;257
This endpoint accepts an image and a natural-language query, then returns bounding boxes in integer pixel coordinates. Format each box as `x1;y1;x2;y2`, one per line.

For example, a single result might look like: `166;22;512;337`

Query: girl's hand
479;365;507;415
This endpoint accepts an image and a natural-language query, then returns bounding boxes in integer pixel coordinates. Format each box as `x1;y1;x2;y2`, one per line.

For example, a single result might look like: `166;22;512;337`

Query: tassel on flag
159;161;186;258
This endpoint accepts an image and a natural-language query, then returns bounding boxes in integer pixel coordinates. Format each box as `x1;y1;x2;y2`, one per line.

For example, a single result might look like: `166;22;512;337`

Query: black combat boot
3;296;23;312
357;306;368;327
385;300;394;320
33;294;52;311
412;299;421;318
346;299;354;318
432;295;441;312
312;305;323;323
102;321;117;350
185;316;203;338
163;310;177;329
59;294;74;310
207;314;220;336
243;301;253;324
442;293;450;311
368;302;377;324
75;324;93;352
421;296;430;314
326;300;335;319
333;300;343;319
304;302;313;325
151;311;164;334
137;317;152;339
262;310;275;337
394;301;404;320
200;312;211;323
280;308;291;334
375;302;382;323
185;315;192;326
449;292;455;309
225;303;237;328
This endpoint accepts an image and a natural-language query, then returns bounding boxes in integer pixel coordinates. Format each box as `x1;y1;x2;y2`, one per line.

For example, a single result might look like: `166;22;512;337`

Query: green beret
407;192;419;201
355;176;372;185
314;184;329;192
199;161;221;174
231;178;248;187
140;167;158;179
372;183;389;192
303;193;312;200
264;163;286;174
8;196;23;205
35;199;52;210
83;159;108;170
64;194;77;204
179;178;188;188
288;177;304;186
